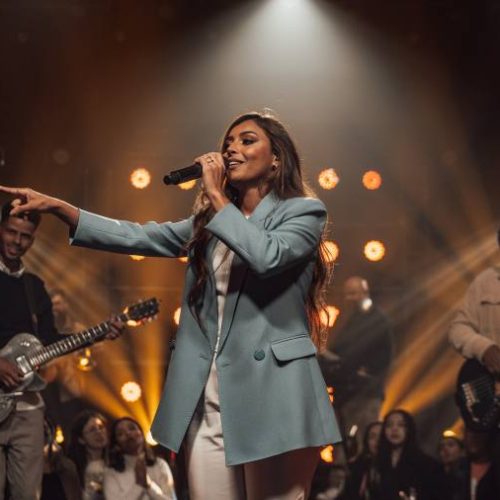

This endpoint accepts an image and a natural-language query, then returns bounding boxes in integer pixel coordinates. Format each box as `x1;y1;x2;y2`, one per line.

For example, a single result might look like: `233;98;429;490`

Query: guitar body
0;298;159;425
455;358;500;431
0;333;47;423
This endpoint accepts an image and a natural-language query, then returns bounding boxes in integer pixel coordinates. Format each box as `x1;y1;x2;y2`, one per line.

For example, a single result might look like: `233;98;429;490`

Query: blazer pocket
271;335;317;362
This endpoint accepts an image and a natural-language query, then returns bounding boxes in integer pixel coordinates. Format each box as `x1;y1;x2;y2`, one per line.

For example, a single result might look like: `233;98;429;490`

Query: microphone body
163;163;202;185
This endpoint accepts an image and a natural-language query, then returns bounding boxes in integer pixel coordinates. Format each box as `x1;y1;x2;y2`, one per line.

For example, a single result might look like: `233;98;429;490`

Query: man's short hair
0;199;41;228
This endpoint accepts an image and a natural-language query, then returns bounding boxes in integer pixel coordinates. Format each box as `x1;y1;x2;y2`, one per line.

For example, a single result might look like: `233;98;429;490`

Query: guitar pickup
15;356;33;375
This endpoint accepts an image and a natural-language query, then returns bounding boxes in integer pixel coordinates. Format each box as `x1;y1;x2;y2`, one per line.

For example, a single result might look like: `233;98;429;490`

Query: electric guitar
455;358;500;431
0;297;159;423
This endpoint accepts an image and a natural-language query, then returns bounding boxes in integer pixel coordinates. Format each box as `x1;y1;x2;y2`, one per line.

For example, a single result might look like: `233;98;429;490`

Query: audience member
68;411;109;500
340;421;382;500
369;409;445;500
41;418;82;500
104;417;176;500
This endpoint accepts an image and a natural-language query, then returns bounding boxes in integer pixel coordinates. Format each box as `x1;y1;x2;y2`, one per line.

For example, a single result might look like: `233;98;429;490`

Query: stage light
178;179;197;190
77;348;96;372
178;256;188;263
362;170;382;190
322;240;339;263
320;305;340;328
173;307;181;326
442;429;460;439
320;445;334;463
327;386;334;404
55;425;64;444
146;431;158;446
130;168;151;189
318;168;340;190
120;381;142;402
364;240;386;262
130;255;146;261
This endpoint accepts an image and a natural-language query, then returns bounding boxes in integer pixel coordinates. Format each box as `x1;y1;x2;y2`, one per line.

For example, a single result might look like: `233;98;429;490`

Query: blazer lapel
216;192;281;354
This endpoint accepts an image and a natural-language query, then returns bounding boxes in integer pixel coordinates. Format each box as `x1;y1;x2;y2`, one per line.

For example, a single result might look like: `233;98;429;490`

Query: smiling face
222;119;277;190
0;216;36;269
114;419;144;456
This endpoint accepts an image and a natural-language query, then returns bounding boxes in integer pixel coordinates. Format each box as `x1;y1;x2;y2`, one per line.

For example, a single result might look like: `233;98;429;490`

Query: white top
103;455;176;500
83;458;105;500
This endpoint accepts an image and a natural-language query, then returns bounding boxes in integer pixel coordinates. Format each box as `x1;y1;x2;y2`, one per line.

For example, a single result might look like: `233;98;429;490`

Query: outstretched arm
0;186;79;229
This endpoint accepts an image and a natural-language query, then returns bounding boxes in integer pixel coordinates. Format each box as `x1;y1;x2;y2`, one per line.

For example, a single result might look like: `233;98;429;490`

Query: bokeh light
120;381;142;402
363;240;386;262
362;170;382;190
130;255;146;261
130;167;152;189
318;168;340;190
322;240;339;263
173;307;181;326
178;179;197;190
320;305;340;328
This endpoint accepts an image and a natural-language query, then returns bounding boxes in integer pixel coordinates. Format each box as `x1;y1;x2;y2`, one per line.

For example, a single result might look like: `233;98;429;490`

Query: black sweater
0;270;59;349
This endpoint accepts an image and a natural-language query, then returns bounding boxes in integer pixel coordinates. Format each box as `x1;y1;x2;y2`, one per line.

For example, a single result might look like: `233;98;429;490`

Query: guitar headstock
124;298;160;326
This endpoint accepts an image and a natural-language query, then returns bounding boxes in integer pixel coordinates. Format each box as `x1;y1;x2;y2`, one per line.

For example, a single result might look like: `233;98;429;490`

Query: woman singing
1;111;341;499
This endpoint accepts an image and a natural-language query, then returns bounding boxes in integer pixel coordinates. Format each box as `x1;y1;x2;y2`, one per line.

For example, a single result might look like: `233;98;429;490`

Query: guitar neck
27;312;128;368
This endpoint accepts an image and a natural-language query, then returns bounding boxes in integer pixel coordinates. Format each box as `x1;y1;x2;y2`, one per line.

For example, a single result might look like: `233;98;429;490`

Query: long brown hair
186;111;332;349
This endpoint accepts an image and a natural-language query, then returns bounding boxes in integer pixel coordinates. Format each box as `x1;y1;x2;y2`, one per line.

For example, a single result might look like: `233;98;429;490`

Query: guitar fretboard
27;312;128;368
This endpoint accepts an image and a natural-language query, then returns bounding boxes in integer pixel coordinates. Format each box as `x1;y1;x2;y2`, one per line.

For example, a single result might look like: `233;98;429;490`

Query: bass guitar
0;297;159;423
455;358;500;431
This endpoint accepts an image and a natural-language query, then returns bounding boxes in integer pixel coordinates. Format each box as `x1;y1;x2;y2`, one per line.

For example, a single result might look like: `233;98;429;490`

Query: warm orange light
364;240;386;262
327;386;335;404
77;348;95;372
318;168;340;190
55;425;64;444
173;307;181;326
322;240;339;263
130;168;151;189
120;381;142;402
320;305;340;328
178;179;197;190
146;430;158;446
362;170;382;190
320;445;334;463
130;255;146;261
178;256;188;263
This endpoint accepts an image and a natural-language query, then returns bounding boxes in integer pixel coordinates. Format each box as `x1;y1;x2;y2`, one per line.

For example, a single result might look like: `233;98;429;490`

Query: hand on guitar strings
482;345;500;376
105;318;126;341
0;357;23;389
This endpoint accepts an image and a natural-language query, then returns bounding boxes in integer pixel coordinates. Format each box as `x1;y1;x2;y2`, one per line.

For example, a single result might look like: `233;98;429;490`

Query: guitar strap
22;272;39;336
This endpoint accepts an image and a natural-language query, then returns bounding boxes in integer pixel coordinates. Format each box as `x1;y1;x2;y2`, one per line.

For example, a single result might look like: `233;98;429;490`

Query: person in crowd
41;418;82;500
0;110;341;499
328;276;393;460
437;432;466;500
340;421;382;500
460;427;498;500
67;410;109;500
369;409;445;500
103;416;176;500
448;227;500;489
43;288;87;439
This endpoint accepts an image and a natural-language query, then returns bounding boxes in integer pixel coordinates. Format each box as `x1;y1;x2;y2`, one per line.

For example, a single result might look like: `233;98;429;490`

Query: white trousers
184;361;319;500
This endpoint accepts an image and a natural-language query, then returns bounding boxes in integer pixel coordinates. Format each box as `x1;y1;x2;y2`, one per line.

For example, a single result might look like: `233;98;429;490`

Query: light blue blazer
72;191;341;465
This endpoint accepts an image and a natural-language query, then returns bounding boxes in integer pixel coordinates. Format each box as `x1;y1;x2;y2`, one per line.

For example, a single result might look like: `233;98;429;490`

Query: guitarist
0;199;61;500
0;199;123;499
448;227;500;495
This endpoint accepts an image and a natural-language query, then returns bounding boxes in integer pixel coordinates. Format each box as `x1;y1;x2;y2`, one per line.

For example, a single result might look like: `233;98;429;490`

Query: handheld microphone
163;163;202;185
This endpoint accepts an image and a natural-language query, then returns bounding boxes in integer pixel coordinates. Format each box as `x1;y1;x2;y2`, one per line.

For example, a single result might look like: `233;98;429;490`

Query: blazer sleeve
205;197;327;277
70;209;193;258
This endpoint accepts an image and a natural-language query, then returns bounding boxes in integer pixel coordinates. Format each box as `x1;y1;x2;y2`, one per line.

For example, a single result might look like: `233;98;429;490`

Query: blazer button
254;349;265;361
